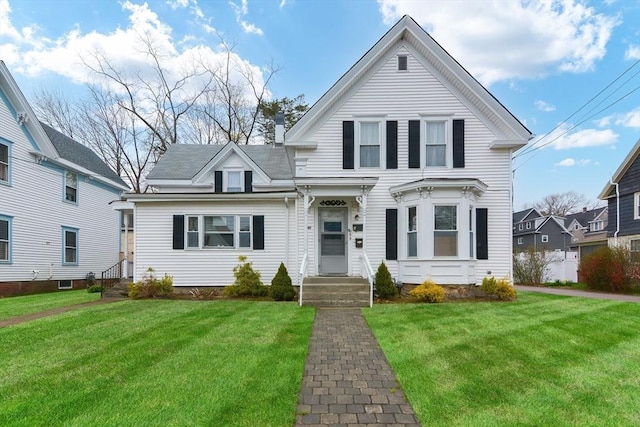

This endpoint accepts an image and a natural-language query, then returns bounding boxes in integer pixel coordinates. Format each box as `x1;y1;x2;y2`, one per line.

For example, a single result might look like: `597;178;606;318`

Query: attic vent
397;55;408;71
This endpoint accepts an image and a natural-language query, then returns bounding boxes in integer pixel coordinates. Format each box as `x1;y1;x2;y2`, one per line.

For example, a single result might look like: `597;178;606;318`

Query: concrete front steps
101;279;131;299
301;276;371;308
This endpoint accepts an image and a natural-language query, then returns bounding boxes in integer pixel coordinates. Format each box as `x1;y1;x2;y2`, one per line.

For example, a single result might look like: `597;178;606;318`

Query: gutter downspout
610;179;620;246
284;197;289;267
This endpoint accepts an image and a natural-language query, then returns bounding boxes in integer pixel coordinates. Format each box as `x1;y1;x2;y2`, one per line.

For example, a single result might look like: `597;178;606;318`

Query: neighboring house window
186;216;200;248
203;215;251;248
541;235;548;243
518;223;523;231
58;280;72;290
574;224;580;230
0;215;11;263
635;192;640;220
591;221;602;232
0;142;9;184
358;121;381;168
225;170;242;192
434;205;457;256
65;171;77;203
407;206;417;257
630;239;640;252
517;237;523;245
62;227;78;265
397;55;408;71
425;121;446;167
526;222;531;229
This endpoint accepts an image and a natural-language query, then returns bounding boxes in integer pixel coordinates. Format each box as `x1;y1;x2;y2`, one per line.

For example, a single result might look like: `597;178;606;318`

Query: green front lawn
364;292;640;426
0;290;100;321
0;300;314;426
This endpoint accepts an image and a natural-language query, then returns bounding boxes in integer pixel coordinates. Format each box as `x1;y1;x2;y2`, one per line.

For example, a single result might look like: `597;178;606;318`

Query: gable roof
146;144;294;181
512;208;542;224
599;138;640;199
565;207;607;227
286;15;532;147
41;123;127;187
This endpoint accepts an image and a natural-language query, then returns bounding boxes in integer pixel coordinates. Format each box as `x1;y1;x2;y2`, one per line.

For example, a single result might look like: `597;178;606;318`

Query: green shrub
513;248;557;286
128;268;174;299
223;256;268;298
409;279;445;303
375;261;398;299
87;285;104;293
270;262;296;301
480;276;498;295
579;246;640;293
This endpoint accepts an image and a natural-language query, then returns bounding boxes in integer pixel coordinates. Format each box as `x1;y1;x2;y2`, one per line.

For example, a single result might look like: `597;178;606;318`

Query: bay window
434;205;457;256
407;206;417;257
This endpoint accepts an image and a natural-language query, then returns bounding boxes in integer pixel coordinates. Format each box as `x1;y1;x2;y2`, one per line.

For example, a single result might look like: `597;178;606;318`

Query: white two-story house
126;15;531;299
0;61;129;296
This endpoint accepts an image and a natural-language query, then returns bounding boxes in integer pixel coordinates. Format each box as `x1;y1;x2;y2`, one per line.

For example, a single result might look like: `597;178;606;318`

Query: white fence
515;250;578;283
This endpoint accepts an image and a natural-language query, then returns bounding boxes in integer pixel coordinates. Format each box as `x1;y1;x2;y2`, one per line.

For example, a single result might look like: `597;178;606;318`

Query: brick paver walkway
295;308;420;426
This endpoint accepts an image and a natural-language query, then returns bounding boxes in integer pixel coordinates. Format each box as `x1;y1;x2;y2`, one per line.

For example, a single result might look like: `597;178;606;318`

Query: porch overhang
295;177;379;196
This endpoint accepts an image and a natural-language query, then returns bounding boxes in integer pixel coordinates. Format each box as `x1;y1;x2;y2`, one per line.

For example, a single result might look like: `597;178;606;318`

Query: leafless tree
533;191;600;216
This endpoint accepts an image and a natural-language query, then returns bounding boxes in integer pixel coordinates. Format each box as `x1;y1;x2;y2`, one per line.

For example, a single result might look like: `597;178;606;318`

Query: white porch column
302;186;315;258
123;212;129;279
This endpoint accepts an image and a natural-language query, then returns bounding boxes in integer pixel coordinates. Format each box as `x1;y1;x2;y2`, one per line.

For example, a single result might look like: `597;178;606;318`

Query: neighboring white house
126;16;532;294
0;61;129;296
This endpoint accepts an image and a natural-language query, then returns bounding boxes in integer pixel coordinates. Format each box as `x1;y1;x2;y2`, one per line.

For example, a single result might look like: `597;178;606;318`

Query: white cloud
555;158;594;167
167;0;190;9
541;125;619;150
378;0;619;86
535;100;556;112
556;158;575;166
625;45;640;60
230;0;263;35
279;0;287;9
597;108;640;129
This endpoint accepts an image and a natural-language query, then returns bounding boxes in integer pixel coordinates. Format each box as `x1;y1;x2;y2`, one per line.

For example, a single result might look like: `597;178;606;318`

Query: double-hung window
0;216;10;262
202;215;252;248
359;122;381;168
630;239;640;252
186;216;200;248
0;142;9;184
62;227;78;265
407;206;417;257
65;171;77;203
425;121;446;167
635;192;640;220
225;171;242;192
434;205;457;256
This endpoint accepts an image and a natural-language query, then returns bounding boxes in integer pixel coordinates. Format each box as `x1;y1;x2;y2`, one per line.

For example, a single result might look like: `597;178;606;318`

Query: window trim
407;206;417;258
355;119;384;169
518;223;523;231
541;234;549;243
526;222;531;229
517;237;523;245
0;139;10;186
189;215;253;250
224;169;243;193
58;280;73;290
433;204;458;257
635;192;640;220
397;54;408;71
62;226;79;265
0;214;12;264
64;171;78;204
630;239;640;252
423;118;452;168
186;215;200;249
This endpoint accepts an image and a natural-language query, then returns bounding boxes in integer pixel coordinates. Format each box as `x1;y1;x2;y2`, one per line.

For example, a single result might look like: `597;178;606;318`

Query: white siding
134;199;298;286
292;44;515;284
0;93;122;283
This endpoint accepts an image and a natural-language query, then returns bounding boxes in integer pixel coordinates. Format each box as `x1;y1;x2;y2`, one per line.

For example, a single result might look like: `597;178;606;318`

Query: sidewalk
516;285;640;303
295;308;420;426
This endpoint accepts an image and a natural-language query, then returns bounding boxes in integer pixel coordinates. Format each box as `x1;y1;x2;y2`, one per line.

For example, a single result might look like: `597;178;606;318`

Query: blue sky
1;0;639;210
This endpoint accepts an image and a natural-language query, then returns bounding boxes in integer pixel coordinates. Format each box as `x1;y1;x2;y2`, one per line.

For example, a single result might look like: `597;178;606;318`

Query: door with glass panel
318;208;347;275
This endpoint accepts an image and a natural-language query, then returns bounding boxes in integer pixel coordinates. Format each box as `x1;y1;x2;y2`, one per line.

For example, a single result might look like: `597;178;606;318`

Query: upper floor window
62;227;78;265
434;205;457;256
65;171;77;203
574;223;580;230
397;55;408;71
0;142;9;184
226;170;242;192
635;192;640;220
358;122;381;168
407;206;417;257
0;215;11;263
526;222;531;229
425;121;447;167
590;221;603;232
518;223;523;231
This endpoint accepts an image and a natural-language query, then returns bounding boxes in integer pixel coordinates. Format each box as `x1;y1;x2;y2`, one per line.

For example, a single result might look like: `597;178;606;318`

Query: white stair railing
361;253;375;308
299;253;308;307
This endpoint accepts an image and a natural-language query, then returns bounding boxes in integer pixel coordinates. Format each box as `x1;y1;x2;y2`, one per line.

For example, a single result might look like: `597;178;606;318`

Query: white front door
318;207;348;275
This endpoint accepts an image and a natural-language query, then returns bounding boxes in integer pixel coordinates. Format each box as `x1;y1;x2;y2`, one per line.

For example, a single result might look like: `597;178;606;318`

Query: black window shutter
476;208;488;260
343;121;354;169
172;215;184;250
386;208;398;260
386;121;398;169
253;215;264;250
453;119;465;168
408;120;420;168
244;170;253;193
214;171;223;193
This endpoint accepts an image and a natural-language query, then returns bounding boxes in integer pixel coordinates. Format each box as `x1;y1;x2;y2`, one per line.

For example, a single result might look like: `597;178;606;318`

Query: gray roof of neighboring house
40;123;127;187
512;208;541;224
147;144;295;180
565;207;607;227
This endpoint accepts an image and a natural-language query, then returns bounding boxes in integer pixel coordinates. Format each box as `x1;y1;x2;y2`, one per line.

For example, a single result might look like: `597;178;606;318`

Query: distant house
125;15;531;300
565;207;608;259
0;61;129;296
512;208;572;252
599;138;640;252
